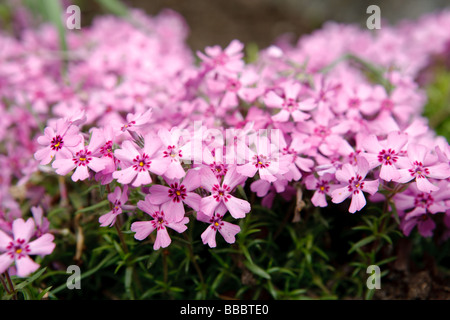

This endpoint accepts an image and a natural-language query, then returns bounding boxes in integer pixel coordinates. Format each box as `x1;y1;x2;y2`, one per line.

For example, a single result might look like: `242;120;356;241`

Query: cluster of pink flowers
1;8;450;275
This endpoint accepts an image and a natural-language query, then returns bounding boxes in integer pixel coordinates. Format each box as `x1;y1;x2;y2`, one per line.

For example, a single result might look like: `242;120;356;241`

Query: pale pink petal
88;157;108;172
200;196;219;217
349;191;367;213
272;109;290;122
99;212;118;227
27;234;55;255
154;227;171;250
0;230;13;251
15;255;40;277
132;170;152;187
52;158;76;175
148;157;170;176
331;186;352;204
218;221;240;244
183;192;202;211
407;144;427;163
167;217;189;233
264;91;284;108
311;191;328;207
0;253;14;274
427;163;450;179
223;166;246;190
148;185;171;204
72;165;90;182
224;196;250;219
131;221;155;241
161;200;185;222
201;226;217;248
335;164;356;183
200;167;220;191
13;218;35;243
379;164;400;181
236;162;258;178
113;166;137;185
362;179;379;195
415;177;439;193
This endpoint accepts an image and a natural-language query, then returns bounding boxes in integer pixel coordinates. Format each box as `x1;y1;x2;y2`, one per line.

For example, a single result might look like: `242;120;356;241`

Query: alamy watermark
66;265;81;290
366;5;381;30
366;265;381;289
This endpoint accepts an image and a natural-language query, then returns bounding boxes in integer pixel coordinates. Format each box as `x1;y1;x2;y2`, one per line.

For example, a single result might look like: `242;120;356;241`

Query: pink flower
197;206;240;248
331;157;380;213
0;218;55;277
112;133;170;187
200;165;250;219
52;133;109;182
197;39;245;76
264;80;316;122
395;143;450;193
236;135;291;183
360;131;409;181
304;173;336;207
31;206;50;237
147;168;202;222
34;118;82;165
99;185;132;227
131;198;189;250
119;108;153;133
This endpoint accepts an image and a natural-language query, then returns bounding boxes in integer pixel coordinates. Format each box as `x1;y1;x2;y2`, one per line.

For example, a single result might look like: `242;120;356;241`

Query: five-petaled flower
0;218;55;277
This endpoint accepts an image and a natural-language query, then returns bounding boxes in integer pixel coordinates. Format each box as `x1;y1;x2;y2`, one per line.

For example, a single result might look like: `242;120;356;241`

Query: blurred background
72;0;450;51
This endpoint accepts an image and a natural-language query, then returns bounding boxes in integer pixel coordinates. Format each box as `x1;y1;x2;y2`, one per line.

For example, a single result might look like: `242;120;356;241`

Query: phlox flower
34;118;82;165
200;165;250;219
112;132;170;187
395;143;450;193
30;206;50;237
236;135;291;183
304;173;336;207
52;132;109;182
331;157;379;213
99;185;133;227
147;168;202;222
197;39;245;76
197;206;240;248
131;197;189;250
0;218;55;277
360;131;409;181
264;80;316;122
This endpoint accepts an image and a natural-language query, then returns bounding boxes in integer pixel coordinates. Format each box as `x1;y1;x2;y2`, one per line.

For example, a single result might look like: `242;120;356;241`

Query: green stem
5;271;17;300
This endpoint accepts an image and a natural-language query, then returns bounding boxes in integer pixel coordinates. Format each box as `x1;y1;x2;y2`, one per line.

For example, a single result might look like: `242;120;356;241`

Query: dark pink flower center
168;183;187;203
408;161;430;179
414;193;434;209
316;180;330;194
313;125;331;138
348;98;361;109
282;98;298;111
100;141;114;158
253;154;270;169
6;238;29;259
378;148;398;165
381;98;394;111
132;153;151;172
209;213;224;231
121;120;136;132
51;135;64;151
212;184;232;202
73;150;92;166
151;211;167;230
163;145;182;160
227;79;241;92
348;175;364;194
